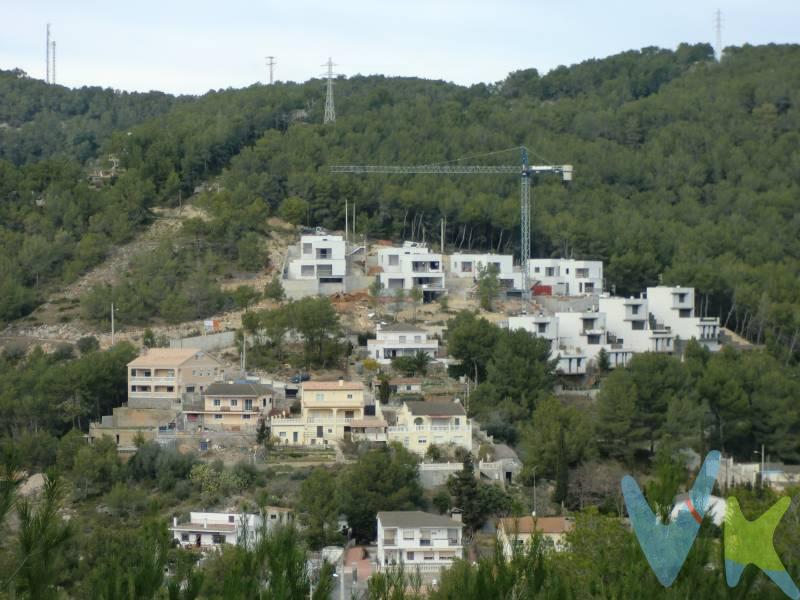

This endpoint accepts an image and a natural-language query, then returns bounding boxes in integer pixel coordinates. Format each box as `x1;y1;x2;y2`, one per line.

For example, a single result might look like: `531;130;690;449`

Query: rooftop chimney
203;518;208;529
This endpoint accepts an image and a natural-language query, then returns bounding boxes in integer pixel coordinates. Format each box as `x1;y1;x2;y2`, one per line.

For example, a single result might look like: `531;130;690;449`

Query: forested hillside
2;44;799;360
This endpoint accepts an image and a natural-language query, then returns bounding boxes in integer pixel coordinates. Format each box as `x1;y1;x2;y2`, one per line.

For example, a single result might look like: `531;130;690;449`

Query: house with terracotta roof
182;381;274;432
497;516;573;556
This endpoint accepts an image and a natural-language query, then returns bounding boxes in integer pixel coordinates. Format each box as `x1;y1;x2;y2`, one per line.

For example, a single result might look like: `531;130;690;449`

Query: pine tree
553;425;569;507
448;456;481;532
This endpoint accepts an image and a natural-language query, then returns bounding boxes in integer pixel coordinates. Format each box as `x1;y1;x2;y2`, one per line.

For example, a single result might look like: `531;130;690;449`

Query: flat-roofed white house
387;400;471;455
599;294;675;355
376;511;463;568
269;380;371;446
367;323;439;364
646;286;720;351
286;233;346;281
448;252;523;290
376;242;444;299
497;516;573;557
508;311;632;375
127;348;227;409
170;508;293;549
528;259;603;296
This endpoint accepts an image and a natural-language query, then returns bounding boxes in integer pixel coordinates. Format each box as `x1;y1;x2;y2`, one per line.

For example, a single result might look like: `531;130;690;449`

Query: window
679;308;692;318
454;418;460;426
214;414;223;420
315;393;324;401
228;515;235;523
303;243;312;255
212;534;226;544
403;529;415;540
418;438;427;444
301;265;314;277
678;293;687;303
414;335;421;342
537;323;547;333
242;414;251;420
186;385;195;393
389;255;399;266
424;552;434;561
462;261;473;273
576;268;589;278
399;335;406;343
213;399;221;407
181;533;189;542
584;282;594;292
279;432;287;438
545;267;555;276
244;399;253;410
230;399;238;407
631;305;640;315
406;552;415;561
632;321;646;330
587;334;601;345
347;393;353;399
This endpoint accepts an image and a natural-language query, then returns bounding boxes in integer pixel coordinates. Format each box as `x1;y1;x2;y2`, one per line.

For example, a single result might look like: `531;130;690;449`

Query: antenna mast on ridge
714;9;723;62
322;57;336;124
265;56;276;84
46;23;51;83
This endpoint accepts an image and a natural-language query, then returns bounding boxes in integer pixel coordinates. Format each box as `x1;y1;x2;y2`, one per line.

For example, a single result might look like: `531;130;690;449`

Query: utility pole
441;217;445;254
714;9;723;62
345;198;348;244
532;465;537;517
322;57;336;124
265;56;276;84
110;303;116;345
46;23;51;83
51;40;56;85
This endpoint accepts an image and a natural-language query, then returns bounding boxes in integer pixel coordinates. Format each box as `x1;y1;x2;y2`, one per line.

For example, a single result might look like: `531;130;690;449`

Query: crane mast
331;147;572;299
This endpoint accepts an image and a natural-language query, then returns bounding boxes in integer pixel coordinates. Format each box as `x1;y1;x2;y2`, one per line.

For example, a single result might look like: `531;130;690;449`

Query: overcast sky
2;1;798;95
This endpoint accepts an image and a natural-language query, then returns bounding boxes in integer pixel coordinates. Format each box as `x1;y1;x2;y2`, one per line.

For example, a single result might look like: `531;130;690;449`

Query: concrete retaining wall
169;331;236;352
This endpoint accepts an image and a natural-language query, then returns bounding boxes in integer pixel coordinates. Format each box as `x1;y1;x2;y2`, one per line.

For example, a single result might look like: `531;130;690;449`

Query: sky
1;0;798;95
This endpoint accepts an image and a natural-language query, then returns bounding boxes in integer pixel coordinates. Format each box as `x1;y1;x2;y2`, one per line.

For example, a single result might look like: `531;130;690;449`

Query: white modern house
377;242;445;299
367;323;439;364
448;252;523;290
599;295;675;354
508;311;632;375
528;259;603;296
387;400;472;456
646;287;720;351
286;233;346;282
170;508;293;549
376;511;464;568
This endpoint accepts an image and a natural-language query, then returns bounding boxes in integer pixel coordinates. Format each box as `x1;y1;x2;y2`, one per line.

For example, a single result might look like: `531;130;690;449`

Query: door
195;534;201;547
244;399;253;411
317;426;324;438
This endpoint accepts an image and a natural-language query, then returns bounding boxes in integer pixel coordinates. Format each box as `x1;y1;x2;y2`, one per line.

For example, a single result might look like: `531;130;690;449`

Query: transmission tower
46;23;51;83
714;9;723;62
322;57;336;124
265;56;276;84
51;40;56;84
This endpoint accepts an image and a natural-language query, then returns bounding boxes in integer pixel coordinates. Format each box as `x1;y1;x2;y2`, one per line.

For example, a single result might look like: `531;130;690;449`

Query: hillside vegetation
1;44;799;361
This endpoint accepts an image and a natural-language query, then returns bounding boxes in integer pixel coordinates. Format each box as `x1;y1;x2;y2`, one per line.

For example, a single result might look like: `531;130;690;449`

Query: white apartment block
127;348;226;410
377;242;445;297
448;252;523;289
387;400;472;456
170;508;292;549
376;511;464;568
286;233;346;281
528;259;603;296
367;323;439;364
599;295;675;354
269;380;371;446
646;287;720;351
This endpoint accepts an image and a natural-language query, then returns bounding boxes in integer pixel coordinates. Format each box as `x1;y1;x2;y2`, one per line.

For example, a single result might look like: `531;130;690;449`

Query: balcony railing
130;376;176;385
388;425;470;433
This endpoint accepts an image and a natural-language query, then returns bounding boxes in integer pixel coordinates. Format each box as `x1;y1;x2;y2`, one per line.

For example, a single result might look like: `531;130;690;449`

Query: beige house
128;348;226;409
270;380;369;445
183;382;274;432
387;401;471;456
497;516;573;556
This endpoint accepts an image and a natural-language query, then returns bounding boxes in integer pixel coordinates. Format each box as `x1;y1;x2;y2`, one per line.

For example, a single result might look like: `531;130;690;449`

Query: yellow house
497;516;573;556
387;400;471;456
182;382;274;432
270;380;367;446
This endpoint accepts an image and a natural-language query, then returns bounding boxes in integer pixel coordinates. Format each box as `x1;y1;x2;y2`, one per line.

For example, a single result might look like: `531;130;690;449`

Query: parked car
290;373;310;384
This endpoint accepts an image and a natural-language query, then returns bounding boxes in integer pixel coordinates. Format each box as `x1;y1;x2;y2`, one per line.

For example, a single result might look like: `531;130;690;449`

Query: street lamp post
755;445;765;487
110;303;118;345
532;466;538;517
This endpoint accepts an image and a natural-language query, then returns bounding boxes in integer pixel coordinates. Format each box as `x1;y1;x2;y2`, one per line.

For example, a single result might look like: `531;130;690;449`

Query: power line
322;57;336;124
265;56;276;84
